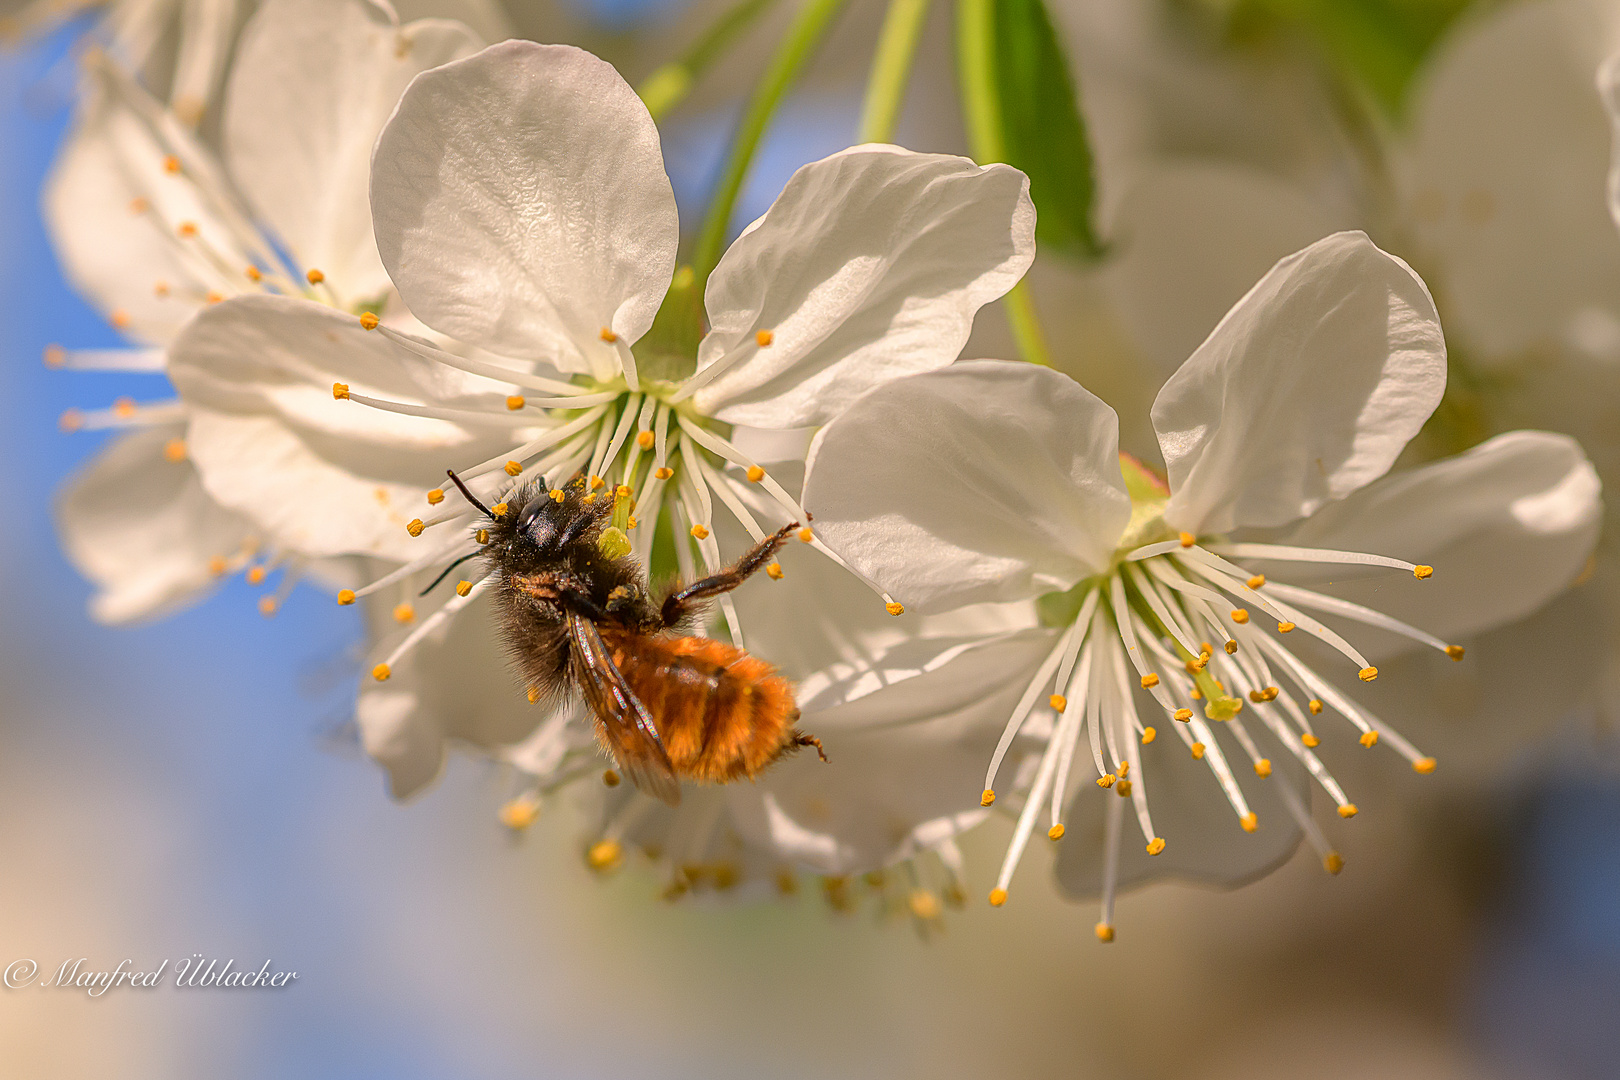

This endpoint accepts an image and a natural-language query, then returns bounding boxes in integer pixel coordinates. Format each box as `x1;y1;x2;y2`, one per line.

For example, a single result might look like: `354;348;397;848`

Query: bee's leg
790;731;829;763
658;522;798;628
554;583;612;622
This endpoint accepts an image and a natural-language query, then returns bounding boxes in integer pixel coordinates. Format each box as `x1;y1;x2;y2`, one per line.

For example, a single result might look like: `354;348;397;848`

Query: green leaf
987;0;1104;258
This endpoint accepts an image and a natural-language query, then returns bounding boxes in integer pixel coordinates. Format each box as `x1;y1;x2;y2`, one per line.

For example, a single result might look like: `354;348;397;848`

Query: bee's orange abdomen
600;631;800;784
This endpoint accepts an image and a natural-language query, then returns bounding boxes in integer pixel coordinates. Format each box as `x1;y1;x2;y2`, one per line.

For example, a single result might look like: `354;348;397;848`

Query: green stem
954;0;1003;163
956;0;1051;367
857;0;932;143
691;0;850;287
1002;281;1051;367
637;0;782;122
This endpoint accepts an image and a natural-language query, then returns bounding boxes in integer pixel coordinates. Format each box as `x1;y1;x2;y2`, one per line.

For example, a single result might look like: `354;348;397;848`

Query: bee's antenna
420;551;483;597
445;469;494;518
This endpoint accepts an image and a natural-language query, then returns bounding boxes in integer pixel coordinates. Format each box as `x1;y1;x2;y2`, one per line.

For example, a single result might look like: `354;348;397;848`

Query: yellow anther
129;197;149;214
1116;779;1132;797
406;518;424;537
775;870;798;896
332;382;350;400
393;603;415;624
359;311;379;330
636;430;655;449
177;221;198;238
246;565;267;585
1277;621;1296;633
498;798;539;830
1146;837;1165;856
654;466;673;480
1237;812;1258;833
1188;688;1202;700
980;789;995;807
746;465;765;483
491;502;509;517
613;484;631;499
1324;851;1345;875
690;524;710;540
1338;804;1358;819
527;686;540;704
154;281;170;297
1358;666;1378;682
1224;640;1238;655
1140;673;1160;689
163;154;180;173
886;601;905;616
627;516;637;529
1230;609;1249;624
1118;762;1129;777
246;266;262;282
1254;758;1272;778
505;395;525;411
456;580;472;597
1045;694;1067;713
1047;824;1065;841
1413;757;1437;774
1249;690;1265;703
1191;742;1206;759
988;888;1007;907
1178;531;1195;547
206;291;224;305
504;460;523;477
549;489;564;502
337;589;355;605
476;529;489;545
257;596;278;617
586;475;604;491
43;344;65;367
1095;923;1115;943
426;488;445;505
602;769;620;787
1308;699;1323;715
755;329;774;347
586;839;622;870
208;556;228;576
110;310;131;328
1142;726;1157;744
1359;730;1379;748
1413;564;1433;579
1247;574;1265;589
163;437;186;462
1445;645;1465;661
1301;732;1320;748
1174;708;1193;722
306;268;325;285
909;890;941;920
113;397;137;418
1097;773;1115;788
1200;641;1214;656
766;562;783;580
599;327;618;343
372;663;391;681
798;527;814;543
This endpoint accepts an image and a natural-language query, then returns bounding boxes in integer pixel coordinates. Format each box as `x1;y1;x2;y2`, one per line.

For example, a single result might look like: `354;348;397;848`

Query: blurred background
4;1;1620;1076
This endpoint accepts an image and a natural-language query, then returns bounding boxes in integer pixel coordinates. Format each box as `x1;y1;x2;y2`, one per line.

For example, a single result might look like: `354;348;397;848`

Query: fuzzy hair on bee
443;470;824;806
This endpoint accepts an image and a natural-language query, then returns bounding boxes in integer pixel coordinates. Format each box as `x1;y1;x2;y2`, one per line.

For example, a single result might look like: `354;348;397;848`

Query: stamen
373;325;593;396
1206;543;1430;576
42;346;165;371
982;624;1081;795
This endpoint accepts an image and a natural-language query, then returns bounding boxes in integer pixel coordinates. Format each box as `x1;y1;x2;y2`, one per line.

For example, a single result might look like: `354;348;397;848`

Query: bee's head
486;474;609;562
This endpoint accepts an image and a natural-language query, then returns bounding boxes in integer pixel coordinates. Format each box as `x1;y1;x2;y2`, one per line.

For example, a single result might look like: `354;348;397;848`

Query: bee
439;469;825;806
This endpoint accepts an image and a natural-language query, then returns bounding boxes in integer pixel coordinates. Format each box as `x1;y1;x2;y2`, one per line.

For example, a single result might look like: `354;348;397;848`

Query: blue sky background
2;10;1619;1079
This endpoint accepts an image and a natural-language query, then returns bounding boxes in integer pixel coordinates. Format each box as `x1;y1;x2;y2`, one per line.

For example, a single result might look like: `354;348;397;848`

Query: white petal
1153;231;1446;535
726;631;1055;875
692;146;1035;428
169;295;529;559
1101;162;1347;376
1603;52;1620;233
1403;0;1620;363
43;79;233;344
1270;430;1602;649
356;587;539;799
803;361;1130;613
370;41;678;376
1054;737;1306;896
391;0;512;41
54;423;253;624
223;0;482;308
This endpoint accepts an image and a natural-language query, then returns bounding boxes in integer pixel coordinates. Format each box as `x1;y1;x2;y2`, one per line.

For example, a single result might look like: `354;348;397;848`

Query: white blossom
801;232;1602;937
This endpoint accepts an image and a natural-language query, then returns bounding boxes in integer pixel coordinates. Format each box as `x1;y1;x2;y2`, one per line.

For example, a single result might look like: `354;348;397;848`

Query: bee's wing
566;613;682;807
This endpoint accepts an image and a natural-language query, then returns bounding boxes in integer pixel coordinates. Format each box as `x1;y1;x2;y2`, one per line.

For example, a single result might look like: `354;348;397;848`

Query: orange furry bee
442;470;824;805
